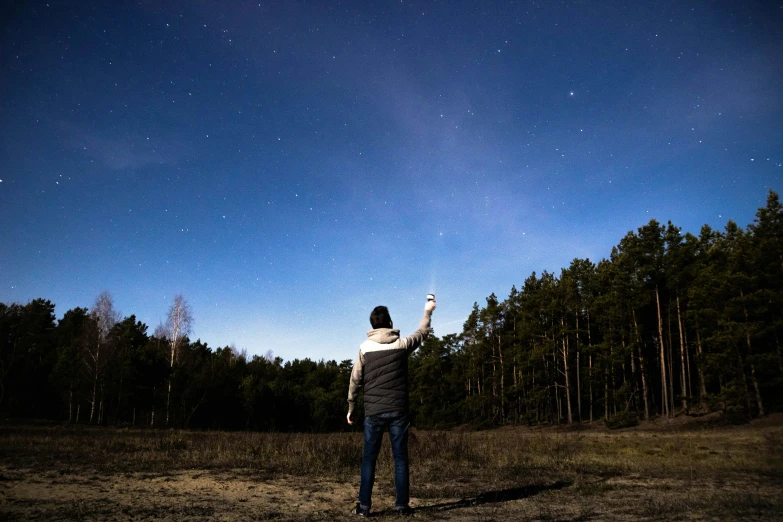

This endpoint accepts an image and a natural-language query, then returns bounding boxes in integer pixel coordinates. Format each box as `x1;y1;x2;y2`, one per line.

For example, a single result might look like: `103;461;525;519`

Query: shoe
396;505;414;516
352;503;370;517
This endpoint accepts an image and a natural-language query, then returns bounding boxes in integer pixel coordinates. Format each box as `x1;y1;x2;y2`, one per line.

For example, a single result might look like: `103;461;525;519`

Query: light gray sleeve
398;310;433;354
347;349;365;415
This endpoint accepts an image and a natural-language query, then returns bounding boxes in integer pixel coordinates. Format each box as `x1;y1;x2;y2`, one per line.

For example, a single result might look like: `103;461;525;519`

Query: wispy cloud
57;120;182;171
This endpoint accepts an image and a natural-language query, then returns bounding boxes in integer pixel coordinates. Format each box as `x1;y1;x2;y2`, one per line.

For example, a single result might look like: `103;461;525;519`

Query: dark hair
370;306;392;329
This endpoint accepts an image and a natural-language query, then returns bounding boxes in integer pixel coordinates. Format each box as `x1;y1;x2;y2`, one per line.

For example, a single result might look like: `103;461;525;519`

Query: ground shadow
374;481;571;516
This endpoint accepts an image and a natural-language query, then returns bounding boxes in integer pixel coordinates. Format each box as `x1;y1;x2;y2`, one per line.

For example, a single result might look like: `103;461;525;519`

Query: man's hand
425;298;436;313
346;412;353;425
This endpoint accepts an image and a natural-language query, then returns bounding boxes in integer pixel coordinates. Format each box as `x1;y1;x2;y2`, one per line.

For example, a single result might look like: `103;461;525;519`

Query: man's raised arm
399;298;437;353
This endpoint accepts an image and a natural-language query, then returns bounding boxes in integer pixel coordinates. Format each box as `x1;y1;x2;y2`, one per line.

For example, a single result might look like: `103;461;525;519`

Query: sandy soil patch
1;467;567;521
4;466;780;521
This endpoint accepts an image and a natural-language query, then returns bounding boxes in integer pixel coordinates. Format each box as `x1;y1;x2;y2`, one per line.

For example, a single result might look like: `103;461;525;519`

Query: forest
1;191;781;432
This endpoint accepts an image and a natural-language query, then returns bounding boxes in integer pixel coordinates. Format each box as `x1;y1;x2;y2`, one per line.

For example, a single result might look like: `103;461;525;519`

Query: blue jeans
358;411;410;510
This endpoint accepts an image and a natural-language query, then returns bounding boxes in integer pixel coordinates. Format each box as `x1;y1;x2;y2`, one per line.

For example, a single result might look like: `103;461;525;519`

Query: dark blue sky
2;1;781;362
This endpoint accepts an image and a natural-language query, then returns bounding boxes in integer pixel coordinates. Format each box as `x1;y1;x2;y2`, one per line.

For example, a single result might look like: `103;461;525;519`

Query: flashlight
427;293;435;302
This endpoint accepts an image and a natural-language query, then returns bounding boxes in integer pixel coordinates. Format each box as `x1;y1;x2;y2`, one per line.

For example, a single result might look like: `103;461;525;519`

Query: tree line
409;190;783;428
0;291;351;431
1;191;781;430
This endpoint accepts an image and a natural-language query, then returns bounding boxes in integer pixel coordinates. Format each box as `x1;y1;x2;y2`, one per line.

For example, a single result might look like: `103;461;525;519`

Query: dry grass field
1;414;782;521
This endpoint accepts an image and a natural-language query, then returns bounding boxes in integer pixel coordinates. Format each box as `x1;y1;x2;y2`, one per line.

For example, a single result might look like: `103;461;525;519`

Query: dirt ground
1;416;782;521
0;466;484;520
2;465;781;521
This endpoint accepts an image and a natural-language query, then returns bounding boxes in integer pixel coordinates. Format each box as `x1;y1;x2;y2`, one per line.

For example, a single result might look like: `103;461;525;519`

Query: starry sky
1;1;781;363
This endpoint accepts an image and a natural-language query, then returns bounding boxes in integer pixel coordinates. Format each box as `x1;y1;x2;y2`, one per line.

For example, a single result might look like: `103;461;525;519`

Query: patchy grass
1;418;782;520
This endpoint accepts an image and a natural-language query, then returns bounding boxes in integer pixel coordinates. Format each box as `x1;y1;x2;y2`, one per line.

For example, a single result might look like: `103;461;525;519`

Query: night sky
2;1;781;363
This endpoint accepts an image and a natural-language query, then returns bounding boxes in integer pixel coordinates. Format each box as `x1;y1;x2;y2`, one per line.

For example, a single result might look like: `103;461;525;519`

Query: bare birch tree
165;294;193;426
86;291;120;424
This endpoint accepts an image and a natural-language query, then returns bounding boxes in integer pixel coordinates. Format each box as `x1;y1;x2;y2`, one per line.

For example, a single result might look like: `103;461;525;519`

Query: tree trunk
533;370;538;424
611;342;617;416
589;355;593;423
498;335;505;422
655;287;670;418
736;347;752;413
684;320;692;398
741;293;765;417
667;302;675;415
151;386;156;427
90;369;98;424
575;312;581;422
588;311;593;423
604;366;609;421
633;310;650;420
481;364;486;420
556;383;562;424
512;364;518;423
627;326;638;415
88;337;101;424
491;339;497;421
750;362;764;417
166;379;172;426
98;380;105;424
116;376;124;425
676;296;688;412
561;318;573;424
622;360;627;389
695;318;707;399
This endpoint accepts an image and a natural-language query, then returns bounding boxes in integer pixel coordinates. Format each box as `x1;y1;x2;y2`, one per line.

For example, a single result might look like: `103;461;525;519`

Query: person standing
347;297;436;517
